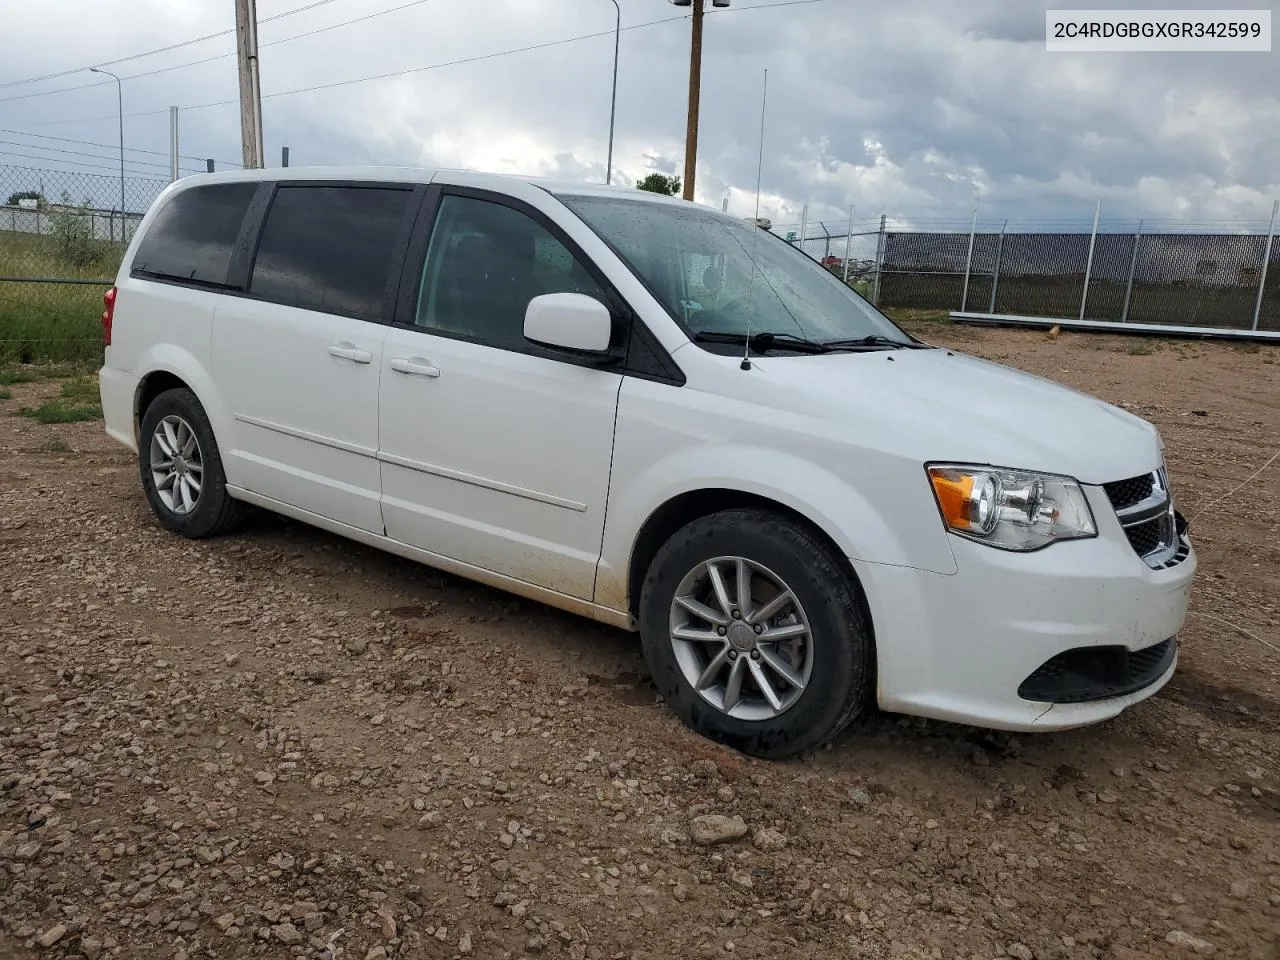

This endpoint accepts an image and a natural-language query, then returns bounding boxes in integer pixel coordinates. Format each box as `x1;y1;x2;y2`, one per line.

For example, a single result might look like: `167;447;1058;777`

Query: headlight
926;464;1096;552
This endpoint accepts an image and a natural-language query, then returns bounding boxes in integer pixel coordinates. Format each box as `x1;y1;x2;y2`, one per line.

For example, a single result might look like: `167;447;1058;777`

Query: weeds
37;437;71;453
1127;343;1155;356
0;387;10;400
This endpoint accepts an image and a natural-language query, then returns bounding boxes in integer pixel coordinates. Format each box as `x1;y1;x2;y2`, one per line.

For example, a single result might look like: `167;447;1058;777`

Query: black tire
137;387;247;539
639;508;873;760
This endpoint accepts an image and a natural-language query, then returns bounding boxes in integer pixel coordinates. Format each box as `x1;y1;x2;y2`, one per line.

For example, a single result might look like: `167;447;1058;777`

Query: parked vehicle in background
99;167;1196;758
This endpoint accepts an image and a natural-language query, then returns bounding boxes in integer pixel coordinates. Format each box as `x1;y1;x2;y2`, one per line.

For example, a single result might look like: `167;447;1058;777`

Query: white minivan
99;167;1195;758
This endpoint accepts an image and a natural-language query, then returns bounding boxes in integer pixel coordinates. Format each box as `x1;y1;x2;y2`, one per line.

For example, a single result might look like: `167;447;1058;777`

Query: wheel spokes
675;594;729;627
759;622;807;643
669;555;813;721
672;624;724;644
747;588;794;625
695;646;730;691
706;560;734;618
722;656;746;711
748;658;784;712
758;646;805;691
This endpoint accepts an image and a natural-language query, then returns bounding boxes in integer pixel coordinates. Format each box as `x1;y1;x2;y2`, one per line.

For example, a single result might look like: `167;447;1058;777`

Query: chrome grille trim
1104;468;1187;570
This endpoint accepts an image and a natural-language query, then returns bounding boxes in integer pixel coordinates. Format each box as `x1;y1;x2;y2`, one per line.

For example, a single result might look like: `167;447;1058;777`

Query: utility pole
169;106;179;182
235;0;265;168
681;0;705;202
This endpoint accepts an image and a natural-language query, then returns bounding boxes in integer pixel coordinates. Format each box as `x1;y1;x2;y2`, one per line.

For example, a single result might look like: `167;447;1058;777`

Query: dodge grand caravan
99;167;1196;758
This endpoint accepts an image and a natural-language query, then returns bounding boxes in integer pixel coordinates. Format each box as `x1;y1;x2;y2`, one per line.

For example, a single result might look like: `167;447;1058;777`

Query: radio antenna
741;67;768;372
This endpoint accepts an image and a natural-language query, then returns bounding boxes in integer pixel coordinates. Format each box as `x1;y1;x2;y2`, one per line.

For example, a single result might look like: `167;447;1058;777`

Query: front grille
1103;474;1154;511
1102;469;1188;569
1018;637;1177;704
1126;517;1163;556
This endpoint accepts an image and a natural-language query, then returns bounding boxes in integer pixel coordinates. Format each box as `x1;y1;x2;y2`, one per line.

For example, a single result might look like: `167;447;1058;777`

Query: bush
48;192;100;268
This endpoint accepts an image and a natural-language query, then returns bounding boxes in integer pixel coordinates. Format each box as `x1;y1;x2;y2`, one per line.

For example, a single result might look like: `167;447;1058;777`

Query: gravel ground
1;325;1278;960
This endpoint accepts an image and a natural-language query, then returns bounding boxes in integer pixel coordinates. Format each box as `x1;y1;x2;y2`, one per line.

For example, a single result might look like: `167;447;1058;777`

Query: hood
744;347;1162;485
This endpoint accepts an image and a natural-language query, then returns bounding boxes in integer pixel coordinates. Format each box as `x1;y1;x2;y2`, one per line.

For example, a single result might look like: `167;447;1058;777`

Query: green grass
0;228;118;364
37;437;71;453
15;400;102;424
0;361;97;384
0;387;10;400
12;374;103;423
59;374;99;403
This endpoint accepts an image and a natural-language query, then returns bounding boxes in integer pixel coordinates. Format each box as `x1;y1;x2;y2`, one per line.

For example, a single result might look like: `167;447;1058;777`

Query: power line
0;0;343;92
0;0;436;106
0;138;206;174
15;0;826;130
0;150;174;177
0;128;241;167
28;13;691;128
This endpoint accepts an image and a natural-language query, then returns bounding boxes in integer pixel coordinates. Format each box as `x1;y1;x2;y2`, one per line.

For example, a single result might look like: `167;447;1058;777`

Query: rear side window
249;185;413;321
131;182;257;287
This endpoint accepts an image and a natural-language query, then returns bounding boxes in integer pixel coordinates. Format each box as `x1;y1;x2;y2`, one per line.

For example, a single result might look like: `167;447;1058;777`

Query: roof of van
179;165;694;206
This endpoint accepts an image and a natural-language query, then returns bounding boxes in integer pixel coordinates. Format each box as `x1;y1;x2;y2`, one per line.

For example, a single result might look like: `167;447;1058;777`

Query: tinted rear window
249;185;413;320
131;182;258;287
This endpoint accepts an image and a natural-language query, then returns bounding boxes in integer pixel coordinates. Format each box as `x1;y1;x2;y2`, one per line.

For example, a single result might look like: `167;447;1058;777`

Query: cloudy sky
1;0;1277;233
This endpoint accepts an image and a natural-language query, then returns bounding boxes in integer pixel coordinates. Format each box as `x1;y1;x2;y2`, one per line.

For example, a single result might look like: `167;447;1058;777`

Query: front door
378;190;623;599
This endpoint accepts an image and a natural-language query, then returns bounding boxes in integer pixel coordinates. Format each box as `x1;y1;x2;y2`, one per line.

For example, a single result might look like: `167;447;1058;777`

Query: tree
635;173;681;196
5;190;45;206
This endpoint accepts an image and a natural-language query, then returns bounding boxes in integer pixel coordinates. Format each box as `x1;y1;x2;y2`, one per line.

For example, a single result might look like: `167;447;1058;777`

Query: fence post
821;222;831;261
1252;200;1278;331
842;204;855;284
988;219;1006;314
872;214;886;305
798;204;809;260
1079;197;1101;321
960;207;978;311
1120;219;1143;323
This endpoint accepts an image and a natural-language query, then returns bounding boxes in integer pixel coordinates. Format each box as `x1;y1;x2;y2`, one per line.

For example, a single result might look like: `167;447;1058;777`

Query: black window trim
236;178;426;325
128;179;262;291
390;184;685;385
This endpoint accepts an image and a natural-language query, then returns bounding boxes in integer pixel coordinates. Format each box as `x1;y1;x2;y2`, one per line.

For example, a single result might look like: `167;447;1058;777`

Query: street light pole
89;67;126;228
605;0;620;185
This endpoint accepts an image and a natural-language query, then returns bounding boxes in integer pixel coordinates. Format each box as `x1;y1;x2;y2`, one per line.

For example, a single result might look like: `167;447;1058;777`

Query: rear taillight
101;286;116;346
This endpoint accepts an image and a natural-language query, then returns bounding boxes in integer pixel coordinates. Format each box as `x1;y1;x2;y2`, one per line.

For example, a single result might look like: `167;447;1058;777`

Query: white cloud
0;0;1276;227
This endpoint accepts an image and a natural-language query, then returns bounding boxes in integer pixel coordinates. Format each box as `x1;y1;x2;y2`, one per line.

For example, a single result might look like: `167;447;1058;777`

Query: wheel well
626;489;856;621
134;371;189;433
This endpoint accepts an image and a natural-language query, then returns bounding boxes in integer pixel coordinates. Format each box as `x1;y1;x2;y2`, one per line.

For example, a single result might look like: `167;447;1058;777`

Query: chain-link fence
870;218;1280;333
774;207;1280;334
1;164;168;361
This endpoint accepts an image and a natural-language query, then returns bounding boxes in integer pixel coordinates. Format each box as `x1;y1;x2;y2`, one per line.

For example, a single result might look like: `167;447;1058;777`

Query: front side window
249;185;412;320
557;194;912;350
132;182;258;287
414;194;607;351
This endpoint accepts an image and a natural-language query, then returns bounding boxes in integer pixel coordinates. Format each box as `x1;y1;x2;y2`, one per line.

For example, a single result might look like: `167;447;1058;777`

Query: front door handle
390;357;441;378
328;342;372;364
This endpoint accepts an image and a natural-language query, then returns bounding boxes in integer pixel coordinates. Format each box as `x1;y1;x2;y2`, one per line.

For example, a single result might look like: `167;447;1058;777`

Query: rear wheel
138;387;247;539
639;509;873;759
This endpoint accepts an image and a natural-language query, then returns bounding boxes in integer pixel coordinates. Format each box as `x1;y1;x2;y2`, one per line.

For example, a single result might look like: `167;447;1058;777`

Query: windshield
557;193;913;350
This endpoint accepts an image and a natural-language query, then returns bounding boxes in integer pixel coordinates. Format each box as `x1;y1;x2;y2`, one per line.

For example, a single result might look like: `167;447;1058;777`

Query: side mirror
524;293;613;354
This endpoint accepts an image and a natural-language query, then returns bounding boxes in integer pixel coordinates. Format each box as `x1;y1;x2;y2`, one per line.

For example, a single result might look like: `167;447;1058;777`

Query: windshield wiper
693;331;833;354
822;334;929;350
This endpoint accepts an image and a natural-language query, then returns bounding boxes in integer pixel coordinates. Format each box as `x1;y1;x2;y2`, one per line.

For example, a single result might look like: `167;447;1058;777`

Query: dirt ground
1;324;1278;960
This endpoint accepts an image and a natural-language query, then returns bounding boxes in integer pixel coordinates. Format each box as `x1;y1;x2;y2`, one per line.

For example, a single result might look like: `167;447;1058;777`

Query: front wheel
138;387;247;539
639;509;873;759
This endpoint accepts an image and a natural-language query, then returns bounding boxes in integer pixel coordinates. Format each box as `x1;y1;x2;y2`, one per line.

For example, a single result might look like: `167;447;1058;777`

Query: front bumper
856;485;1195;731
